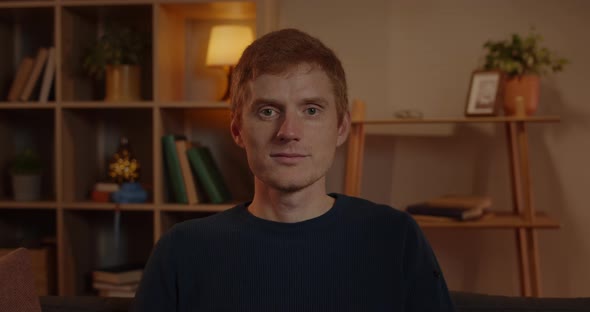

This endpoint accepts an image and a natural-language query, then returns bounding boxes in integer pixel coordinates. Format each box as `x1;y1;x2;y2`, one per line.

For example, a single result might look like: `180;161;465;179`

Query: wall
277;0;590;297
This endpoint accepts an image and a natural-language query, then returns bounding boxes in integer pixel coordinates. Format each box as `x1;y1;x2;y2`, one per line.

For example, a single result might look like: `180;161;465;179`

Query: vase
105;65;141;102
503;74;540;116
12;174;41;201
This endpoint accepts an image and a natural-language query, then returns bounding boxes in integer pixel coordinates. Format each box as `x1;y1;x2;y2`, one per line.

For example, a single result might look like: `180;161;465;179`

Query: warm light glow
206;25;254;66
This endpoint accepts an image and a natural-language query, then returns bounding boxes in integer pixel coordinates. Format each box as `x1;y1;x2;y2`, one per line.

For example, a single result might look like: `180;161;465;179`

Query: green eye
306;107;317;115
260;108;275;117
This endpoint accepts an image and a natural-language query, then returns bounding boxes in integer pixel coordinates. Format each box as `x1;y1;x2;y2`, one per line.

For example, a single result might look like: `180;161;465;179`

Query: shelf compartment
61;108;153;203
62;201;154;211
0;6;54;103
60;4;153;102
62;209;153;295
413;212;559;229
158;107;252;204
0;208;56;248
0;109;56;201
155;2;256;102
0;207;57;294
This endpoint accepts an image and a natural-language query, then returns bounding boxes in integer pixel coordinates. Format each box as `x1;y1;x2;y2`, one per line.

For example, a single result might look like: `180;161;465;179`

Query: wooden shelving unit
344;100;561;297
0;0;271;296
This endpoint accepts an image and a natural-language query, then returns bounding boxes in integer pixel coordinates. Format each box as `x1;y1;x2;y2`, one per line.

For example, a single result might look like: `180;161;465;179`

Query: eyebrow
301;97;329;106
251;98;282;109
251;97;329;108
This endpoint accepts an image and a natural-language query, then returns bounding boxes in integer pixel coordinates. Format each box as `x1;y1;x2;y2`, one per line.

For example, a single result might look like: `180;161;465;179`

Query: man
132;28;455;311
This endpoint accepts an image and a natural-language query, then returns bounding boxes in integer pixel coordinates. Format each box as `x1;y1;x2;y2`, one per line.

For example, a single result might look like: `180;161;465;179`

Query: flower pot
12;174;41;201
105;65;141;102
503;74;540;116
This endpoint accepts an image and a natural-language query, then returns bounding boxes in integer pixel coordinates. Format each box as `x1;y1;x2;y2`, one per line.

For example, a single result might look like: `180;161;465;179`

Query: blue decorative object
111;182;148;203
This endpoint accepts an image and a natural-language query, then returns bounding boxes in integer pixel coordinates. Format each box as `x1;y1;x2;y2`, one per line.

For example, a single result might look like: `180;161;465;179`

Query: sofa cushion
0;248;42;312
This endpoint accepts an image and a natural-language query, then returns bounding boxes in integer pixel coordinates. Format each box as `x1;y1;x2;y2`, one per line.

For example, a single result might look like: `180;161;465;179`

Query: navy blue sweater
131;194;455;311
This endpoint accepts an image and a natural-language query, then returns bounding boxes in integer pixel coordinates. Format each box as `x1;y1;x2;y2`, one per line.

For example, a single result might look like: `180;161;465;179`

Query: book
186;146;232;204
175;139;200;204
93;281;138;292
406;201;486;221
162;134;188;204
94;182;120;192
20;47;49;101
91;190;111;203
92;263;143;285
38;46;56;102
6;57;34;101
427;195;492;210
98;289;136;298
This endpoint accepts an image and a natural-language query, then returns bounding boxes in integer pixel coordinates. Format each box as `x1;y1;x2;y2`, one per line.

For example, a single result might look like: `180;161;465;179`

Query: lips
270;153;308;165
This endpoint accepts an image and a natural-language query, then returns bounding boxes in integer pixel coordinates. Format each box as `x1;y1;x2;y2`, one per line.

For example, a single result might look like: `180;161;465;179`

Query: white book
94;182;120;192
20;47;49;101
39;46;55;102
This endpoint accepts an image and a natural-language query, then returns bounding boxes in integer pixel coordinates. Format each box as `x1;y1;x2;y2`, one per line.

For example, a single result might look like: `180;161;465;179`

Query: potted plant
10;149;42;201
482;29;569;115
83;23;149;102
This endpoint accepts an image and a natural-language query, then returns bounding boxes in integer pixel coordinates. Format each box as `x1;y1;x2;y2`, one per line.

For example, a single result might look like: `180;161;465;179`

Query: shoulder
334;193;412;222
333;193;416;233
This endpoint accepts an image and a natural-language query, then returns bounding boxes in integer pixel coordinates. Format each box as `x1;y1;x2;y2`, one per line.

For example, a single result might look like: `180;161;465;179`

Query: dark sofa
39;291;590;312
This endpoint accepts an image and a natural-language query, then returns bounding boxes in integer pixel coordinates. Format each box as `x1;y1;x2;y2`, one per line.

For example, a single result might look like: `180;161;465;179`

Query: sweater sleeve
130;227;178;312
402;215;455;312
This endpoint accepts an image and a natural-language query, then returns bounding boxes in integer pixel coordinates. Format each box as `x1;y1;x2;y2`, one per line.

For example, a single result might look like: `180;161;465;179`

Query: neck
248;177;335;223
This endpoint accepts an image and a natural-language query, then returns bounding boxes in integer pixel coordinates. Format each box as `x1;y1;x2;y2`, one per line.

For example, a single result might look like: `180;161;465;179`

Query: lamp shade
206;25;254;66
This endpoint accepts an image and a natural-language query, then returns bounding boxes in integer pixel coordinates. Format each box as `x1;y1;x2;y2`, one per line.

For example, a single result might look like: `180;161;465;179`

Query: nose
276;111;302;142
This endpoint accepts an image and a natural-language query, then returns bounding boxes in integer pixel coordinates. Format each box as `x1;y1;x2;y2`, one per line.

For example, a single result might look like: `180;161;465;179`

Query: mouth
270;153;308;165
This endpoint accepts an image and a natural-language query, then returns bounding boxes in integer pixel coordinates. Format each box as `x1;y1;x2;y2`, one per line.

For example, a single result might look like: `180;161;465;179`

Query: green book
162;135;188;204
186;146;231;204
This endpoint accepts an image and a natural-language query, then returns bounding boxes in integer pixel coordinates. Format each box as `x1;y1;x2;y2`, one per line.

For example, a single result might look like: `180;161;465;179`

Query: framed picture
464;71;503;116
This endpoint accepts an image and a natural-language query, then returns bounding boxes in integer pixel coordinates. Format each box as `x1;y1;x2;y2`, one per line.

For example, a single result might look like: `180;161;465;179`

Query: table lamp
206;25;254;101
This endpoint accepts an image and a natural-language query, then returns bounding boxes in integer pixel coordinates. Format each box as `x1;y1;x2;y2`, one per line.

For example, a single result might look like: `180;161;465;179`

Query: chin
261;173;320;193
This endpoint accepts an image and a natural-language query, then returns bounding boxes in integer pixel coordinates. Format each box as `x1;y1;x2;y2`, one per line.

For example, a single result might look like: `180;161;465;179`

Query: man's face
231;64;350;193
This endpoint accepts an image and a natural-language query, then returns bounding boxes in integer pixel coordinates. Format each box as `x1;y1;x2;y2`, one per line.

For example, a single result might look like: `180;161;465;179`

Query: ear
230;114;244;148
336;111;351;147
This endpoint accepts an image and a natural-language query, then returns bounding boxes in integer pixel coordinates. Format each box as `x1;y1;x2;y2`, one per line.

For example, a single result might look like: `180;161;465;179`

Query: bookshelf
0;0;272;296
344;100;561;297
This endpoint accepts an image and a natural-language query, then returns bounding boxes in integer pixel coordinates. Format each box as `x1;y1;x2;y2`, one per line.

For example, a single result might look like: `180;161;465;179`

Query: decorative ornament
108;136;140;183
111;182;148;203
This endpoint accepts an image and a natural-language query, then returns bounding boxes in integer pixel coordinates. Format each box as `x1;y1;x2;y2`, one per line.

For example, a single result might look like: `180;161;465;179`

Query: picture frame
464;70;503;116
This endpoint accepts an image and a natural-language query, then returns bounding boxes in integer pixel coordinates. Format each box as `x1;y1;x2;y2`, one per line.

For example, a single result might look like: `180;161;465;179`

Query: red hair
230;28;348;124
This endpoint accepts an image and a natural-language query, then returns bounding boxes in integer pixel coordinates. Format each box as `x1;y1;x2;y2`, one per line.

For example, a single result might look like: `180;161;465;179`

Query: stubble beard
258;168;324;194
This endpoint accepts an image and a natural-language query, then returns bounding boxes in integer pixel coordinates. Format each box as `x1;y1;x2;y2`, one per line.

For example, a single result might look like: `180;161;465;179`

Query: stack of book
92;264;143;298
91;182;120;203
162;134;232;204
6;47;56;102
406;195;491;221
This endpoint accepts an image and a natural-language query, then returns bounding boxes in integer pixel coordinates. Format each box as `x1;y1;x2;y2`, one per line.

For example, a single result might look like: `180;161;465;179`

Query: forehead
247;64;334;105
